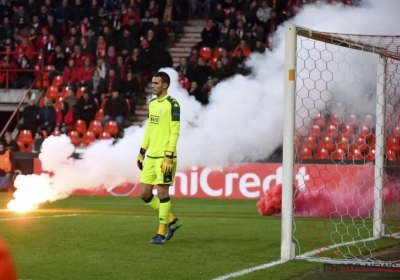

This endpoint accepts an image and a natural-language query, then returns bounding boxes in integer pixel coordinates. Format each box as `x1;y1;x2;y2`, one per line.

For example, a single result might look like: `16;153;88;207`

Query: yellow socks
158;197;171;236
144;195;175;236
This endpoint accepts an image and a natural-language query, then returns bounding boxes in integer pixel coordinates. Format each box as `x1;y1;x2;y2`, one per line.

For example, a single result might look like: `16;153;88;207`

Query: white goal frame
281;24;392;263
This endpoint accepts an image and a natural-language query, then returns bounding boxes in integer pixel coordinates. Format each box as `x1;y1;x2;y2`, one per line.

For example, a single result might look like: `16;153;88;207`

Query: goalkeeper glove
160;151;174;174
137;148;146;170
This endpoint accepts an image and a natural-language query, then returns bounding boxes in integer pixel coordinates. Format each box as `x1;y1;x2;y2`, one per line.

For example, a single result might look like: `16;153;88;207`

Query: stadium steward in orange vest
0;142;14;192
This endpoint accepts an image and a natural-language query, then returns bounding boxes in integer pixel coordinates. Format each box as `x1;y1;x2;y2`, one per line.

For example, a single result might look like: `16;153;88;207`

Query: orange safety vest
0;150;11;173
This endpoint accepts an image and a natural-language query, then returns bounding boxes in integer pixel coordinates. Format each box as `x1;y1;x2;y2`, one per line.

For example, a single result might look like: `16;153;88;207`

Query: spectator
49;45;66;83
96;57;110;79
101;91;128;133
190;57;213;88
126;48;144;78
19;98;39;136
56;101;75;134
86;70;105;101
62;59;79;87
14;56;34;89
76;91;97;128
253;40;266;54
77;57;95;86
175;57;190;77
32;131;44;153
3;133;19;152
102;69;120;100
120;72;139;114
201;19;220;48
220;28;240;53
212;4;226;26
38;97;56;135
213;60;228;81
0;142;13;192
160;0;182;41
0;55;16;88
103;45;117;67
178;70;190;90
117;28;135;57
14;37;35;61
257;1;272;24
64;88;79;113
244;1;260;26
232;40;251;58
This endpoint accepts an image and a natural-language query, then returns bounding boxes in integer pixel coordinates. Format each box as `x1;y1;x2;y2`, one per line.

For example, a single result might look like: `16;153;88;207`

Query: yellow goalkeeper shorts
139;157;177;186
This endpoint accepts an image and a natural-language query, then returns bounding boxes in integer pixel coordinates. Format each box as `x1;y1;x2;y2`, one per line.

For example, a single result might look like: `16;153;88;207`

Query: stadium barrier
31;157;372;199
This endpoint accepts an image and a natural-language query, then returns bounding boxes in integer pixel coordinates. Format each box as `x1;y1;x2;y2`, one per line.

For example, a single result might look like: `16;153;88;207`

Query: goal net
281;24;400;265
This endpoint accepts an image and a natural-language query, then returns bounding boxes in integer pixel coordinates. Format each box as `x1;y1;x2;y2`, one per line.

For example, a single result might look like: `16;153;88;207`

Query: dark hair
153;71;170;88
37;131;44;138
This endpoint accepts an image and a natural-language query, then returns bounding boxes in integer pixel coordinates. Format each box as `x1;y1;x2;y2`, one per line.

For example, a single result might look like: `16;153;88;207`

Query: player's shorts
140;157;177;186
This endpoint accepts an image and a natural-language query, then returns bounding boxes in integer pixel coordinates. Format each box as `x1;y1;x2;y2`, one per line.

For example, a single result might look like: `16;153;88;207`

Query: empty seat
104;121;119;136
390;126;400;140
387;136;400;153
54;96;64;110
331;148;347;160
320;136;335;152
99;131;112;140
75;120;87;134
68;131;81;146
337;135;351;152
365;145;375;161
303;136;317;151
341;124;354;138
52;130;61;136
349;146;363;161
358;125;371;140
353;134;368;152
95;109;104;121
313;113;326;129
45;86;59;100
17;141;25;152
81;131;96;147
386;147;397;162
308;125;321;139
41;130;48;138
52;75;63;87
76;87;86;98
315;147;330;160
329;113;343;126
298;145;313;159
324;124;339;140
361;114;375;128
101;99;108;110
88;120;103;135
18;130;33;144
344;113;358;128
61;86;73;98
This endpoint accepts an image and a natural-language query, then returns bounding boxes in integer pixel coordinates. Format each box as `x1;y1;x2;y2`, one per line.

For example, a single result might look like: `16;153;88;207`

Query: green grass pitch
1;193;398;280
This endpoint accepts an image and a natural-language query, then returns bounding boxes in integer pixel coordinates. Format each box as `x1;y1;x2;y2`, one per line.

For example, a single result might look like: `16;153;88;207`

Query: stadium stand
0;0;357;153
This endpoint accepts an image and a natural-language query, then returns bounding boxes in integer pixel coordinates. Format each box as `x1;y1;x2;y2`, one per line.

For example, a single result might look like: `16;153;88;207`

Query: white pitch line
211;260;287;280
0;214;77;221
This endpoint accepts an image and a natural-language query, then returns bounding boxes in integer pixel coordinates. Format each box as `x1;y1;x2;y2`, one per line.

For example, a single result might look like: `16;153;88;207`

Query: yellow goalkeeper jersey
141;94;180;158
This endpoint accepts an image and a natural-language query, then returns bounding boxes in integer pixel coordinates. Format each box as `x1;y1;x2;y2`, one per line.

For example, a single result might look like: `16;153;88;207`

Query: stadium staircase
127;20;205;126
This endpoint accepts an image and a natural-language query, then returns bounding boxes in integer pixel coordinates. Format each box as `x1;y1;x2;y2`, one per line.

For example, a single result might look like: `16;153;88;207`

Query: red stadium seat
213;47;223;58
52;75;63;88
329;113;343;126
104;121;119;136
353;134;368;152
366;145;375;161
101;99;108;110
349;146;363;161
344;113;358;128
295;135;302;149
75;120;87;135
320;136;335;152
88;120;103;135
386;147;397;162
387;136;400;153
308;125;321;139
61;86;73;98
41;130;48;139
390;126;400;140
331;148;347;160
315;147;330;160
341;124;354;139
45;86;59;100
199;47;212;61
313;113;326;129
17;141;25;152
298;145;313;159
358;125;371;140
324;124;339;140
361;114;375;128
68;131;81;146
303;136;317;151
209;57;218;70
99;132;112;140
54;96;64;110
52;130;61;136
337;135;351;152
81;131;96;147
95;109;104;121
18;130;33;144
76;87;86;98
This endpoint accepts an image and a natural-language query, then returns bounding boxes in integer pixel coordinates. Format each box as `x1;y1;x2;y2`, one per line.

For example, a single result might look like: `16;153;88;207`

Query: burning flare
7;174;55;212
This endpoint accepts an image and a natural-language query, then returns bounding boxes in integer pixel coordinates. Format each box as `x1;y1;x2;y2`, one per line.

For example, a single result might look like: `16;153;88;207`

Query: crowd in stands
0;0;358;159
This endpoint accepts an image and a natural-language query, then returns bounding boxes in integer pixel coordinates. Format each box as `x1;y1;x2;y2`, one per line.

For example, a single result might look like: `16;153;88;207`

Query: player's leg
139;158;158;213
157;158;182;241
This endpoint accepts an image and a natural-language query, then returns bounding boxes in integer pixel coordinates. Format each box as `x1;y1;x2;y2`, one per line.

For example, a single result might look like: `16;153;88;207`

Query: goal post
281;23;400;264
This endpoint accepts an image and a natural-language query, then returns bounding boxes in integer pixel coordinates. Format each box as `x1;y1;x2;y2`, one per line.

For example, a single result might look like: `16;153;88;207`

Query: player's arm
165;102;180;155
137;111;151;170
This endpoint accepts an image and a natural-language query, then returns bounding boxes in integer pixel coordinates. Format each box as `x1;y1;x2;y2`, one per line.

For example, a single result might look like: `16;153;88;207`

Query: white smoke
11;0;400;203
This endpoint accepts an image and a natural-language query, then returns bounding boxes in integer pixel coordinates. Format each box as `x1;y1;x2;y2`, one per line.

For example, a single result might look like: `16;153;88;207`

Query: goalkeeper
137;71;182;245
